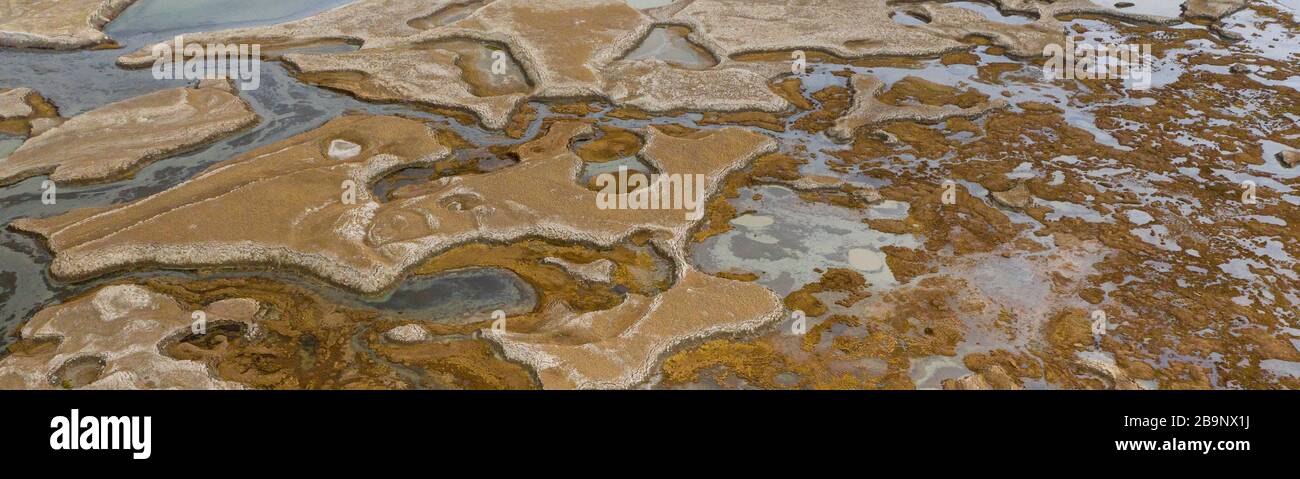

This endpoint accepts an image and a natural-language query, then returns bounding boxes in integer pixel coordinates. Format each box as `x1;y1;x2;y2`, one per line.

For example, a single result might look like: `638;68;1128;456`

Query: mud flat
0;0;138;49
1183;0;1250;20
0;276;541;389
829;74;1006;142
0;89;39;121
0;284;259;389
487;268;784;389
116;0;789;129
10;114;450;291
621;25;718;70
110;0;1251;132
669;0;1178;59
12;116;768;291
280;42;531;129
1;0;1288;391
10;115;786;388
0;82;259;186
0;87;61;136
664;2;1299;390
681;0;1252;61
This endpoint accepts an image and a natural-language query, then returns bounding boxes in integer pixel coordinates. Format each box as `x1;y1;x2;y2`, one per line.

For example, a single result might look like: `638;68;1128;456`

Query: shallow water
621;26;718;69
691;185;920;295
424;39;532;96
625;0;676;9
0;0;360;115
579;156;655;185
367;267;538;322
0;136;20;158
408;0;488;30
890;10;930;27
106;0;357;37
909;355;973;390
1221;6;1300;63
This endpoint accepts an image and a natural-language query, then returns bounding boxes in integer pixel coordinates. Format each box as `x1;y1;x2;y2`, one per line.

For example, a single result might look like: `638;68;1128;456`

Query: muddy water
361;267;537;321
622;26;718;69
408;0;489;30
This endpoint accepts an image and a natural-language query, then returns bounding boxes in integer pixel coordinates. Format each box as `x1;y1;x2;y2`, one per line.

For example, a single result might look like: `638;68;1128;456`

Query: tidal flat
0;0;1297;390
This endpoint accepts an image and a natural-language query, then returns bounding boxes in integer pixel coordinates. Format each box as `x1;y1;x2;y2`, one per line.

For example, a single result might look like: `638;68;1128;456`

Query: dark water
369;268;537;322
